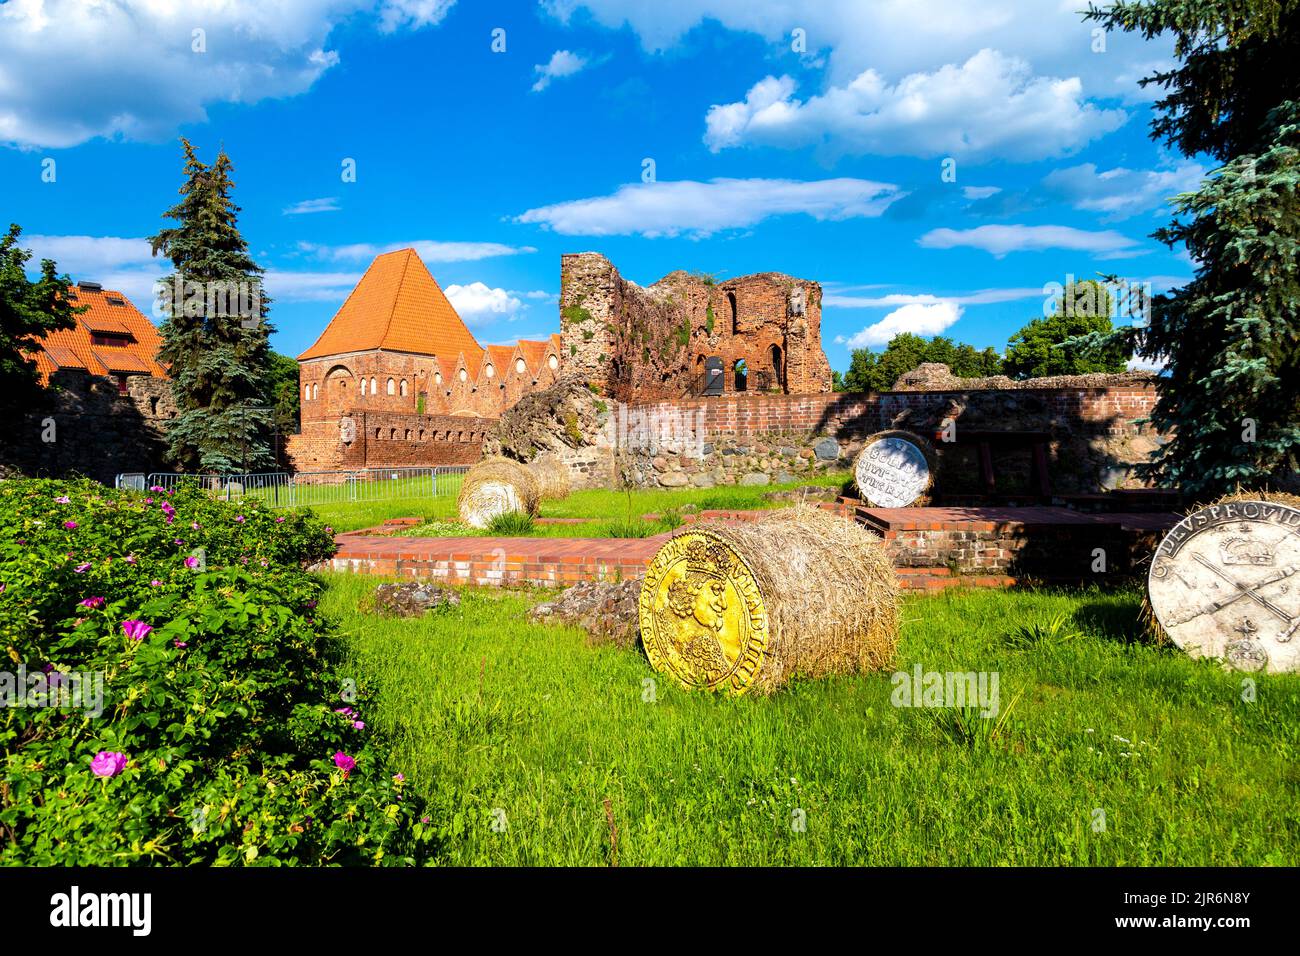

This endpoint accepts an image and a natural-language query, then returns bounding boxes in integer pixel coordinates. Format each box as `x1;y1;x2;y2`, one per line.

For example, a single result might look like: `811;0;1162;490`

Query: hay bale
852;429;936;507
529;453;571;501
457;456;541;529
638;504;899;694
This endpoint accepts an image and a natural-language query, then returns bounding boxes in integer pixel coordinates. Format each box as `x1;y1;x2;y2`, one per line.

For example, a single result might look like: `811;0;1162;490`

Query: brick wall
285;409;492;472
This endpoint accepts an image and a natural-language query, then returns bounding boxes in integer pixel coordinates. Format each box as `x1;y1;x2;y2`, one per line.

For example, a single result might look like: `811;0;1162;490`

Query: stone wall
559;252;832;403
612;375;1163;494
0;371;177;485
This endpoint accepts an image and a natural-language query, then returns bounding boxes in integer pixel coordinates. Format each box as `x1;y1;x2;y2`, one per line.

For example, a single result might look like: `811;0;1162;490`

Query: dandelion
90;751;127;778
121;619;153;642
78;596;105;609
62;520;77;530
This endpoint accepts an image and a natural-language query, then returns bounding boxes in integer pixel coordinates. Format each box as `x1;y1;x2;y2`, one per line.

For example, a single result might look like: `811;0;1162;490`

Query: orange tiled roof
484;344;514;376
298;248;483;362
549;332;563;355
31;284;167;385
517;339;549;372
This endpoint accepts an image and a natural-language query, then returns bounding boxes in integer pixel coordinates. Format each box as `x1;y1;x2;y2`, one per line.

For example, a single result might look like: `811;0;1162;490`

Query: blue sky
1;0;1197;372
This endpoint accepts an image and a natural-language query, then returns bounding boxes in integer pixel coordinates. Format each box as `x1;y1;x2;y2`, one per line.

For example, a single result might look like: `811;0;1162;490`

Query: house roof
32;284;167;385
517;339;549;372
484;344;514;376
298;248;484;362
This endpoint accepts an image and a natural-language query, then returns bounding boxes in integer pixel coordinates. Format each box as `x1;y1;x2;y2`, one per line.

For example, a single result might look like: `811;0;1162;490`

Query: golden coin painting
638;529;768;694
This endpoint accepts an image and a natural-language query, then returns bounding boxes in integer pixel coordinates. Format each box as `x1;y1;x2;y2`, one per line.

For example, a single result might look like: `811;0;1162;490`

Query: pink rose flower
62;520;77;530
184;556;200;569
54;495;71;504
173;640;187;648
121;619;152;642
78;596;105;609
90;751;127;777
74;563;91;573
150;579;163;587
235;515;246;523
393;773;405;783
275;517;285;523
352;721;365;730
124;554;137;564
333;751;356;777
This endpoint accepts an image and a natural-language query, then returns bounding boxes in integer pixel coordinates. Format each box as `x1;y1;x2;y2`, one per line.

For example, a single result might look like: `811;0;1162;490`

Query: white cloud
299;240;536;262
838;301;964;348
543;0;1170;100
962;186;1002;200
1127;353;1167;372
515;177;904;238
283;198;341;215
18;234;164;305
917;224;1149;259
704;51;1126;162
1042;161;1206;221
263;270;363;302
531;50;590;92
0;1;454;148
444;282;524;323
825;288;1042;309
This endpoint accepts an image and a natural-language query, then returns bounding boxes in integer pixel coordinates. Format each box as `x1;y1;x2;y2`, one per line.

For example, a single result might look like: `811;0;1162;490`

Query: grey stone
739;472;770;486
659;471;690;487
780;445;799;457
374;582;461;617
814;438;841;461
529;580;641;649
774;471;799;485
692;472;716;488
702;442;714;457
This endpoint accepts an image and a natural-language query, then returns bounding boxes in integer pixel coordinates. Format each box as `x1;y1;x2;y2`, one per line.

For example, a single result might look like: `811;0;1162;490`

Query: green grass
313;471;851;533
393;517;679;539
321;575;1300;866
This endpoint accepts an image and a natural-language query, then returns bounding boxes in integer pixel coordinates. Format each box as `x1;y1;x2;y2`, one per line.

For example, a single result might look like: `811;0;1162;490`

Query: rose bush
0;478;433;865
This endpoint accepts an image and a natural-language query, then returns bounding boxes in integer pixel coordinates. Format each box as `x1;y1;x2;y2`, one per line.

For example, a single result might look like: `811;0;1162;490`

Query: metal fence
115;466;469;508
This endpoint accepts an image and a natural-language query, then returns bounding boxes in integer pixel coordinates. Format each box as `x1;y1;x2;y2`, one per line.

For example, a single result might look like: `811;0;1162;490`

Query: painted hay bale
457;457;541;529
1145;490;1300;673
638;504;899;695
529;454;572;501
852;429;936;508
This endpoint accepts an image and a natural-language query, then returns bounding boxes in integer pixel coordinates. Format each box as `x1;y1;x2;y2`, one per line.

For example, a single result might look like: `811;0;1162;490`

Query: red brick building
32;282;168;392
288;248;564;470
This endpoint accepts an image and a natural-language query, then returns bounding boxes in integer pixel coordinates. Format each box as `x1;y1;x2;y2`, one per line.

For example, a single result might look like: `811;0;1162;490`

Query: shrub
0;478;433;865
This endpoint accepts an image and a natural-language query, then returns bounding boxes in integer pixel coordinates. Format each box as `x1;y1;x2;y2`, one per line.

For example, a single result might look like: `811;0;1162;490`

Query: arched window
732;359;747;392
389;428;397;439
458;368;468;382
728;291;738;335
386;378;395;396
485;364;495;379
770;344;783;388
404;429;412;440
434;371;442;385
311;383;318;400
515;358;527;374
360;378;367;396
375;428;382;439
418;429;425;441
370;376;377;394
400;379;408;396
304;384;310;401
548;354;559;371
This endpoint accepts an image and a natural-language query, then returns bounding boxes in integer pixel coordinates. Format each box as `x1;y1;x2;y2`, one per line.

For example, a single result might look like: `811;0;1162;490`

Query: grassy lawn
313;471;852;532
321;573;1300;866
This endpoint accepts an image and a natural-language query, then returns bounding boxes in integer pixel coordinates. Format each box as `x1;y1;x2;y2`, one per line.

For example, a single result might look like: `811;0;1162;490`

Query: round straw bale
457;456;541;529
1144;490;1300;672
638;504;899;694
529;453;572;501
853;429;936;507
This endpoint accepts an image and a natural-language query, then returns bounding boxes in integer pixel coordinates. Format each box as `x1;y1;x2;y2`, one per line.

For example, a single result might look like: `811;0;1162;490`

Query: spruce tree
0;224;81;420
150;140;274;473
1084;1;1300;496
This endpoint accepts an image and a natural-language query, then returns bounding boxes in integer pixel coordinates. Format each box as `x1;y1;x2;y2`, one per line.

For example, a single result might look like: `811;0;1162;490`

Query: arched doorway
324;364;355;418
770;343;784;390
733;358;747;392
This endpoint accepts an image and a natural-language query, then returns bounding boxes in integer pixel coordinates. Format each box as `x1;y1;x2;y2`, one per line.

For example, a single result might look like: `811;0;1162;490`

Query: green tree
1003;280;1130;378
1083;1;1300;495
266;351;302;432
151;140;274;473
841;333;1005;392
0;224;81;420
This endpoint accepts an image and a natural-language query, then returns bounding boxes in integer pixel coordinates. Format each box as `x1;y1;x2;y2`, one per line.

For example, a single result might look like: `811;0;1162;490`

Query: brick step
898;571;1019;591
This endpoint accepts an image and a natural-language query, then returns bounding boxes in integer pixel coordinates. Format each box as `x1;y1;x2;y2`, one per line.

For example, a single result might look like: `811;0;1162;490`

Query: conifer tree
1084;1;1300;496
150;140;274;473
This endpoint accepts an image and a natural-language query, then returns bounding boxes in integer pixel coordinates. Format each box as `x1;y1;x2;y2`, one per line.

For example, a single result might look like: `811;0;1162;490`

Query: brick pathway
325;504;1176;592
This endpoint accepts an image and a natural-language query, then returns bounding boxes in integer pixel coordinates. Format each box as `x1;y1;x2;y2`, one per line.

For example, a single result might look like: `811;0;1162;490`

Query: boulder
529;580;641;648
659;471;690;487
373;582;461;617
814;438;841;461
739;472;770;486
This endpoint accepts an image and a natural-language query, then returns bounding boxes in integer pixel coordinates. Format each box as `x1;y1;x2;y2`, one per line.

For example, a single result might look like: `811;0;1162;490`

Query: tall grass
320;576;1300;866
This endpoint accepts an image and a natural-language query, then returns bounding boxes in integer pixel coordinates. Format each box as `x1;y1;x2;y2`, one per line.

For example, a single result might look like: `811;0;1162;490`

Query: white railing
116;466;470;508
